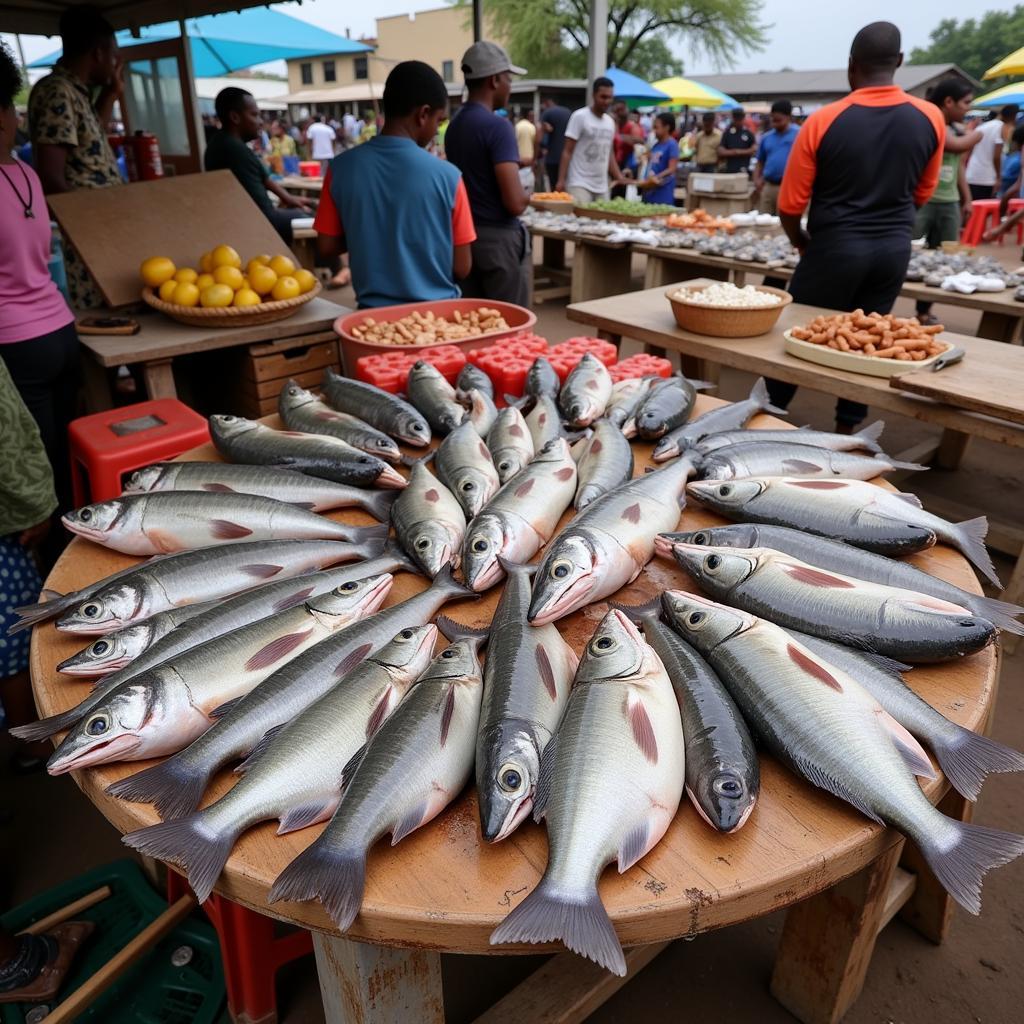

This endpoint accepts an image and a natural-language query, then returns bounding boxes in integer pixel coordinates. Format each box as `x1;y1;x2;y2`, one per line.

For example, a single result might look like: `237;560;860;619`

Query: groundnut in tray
789;310;948;360
350;308;511;346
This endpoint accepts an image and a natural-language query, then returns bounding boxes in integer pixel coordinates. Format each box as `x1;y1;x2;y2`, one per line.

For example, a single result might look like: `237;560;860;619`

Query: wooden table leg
311;933;444;1024
769;839;905;1024
570;245;633;303
977;311;1023;345
141;358;177;401
542;236;566;271
934;429;971;469
82;356;113;413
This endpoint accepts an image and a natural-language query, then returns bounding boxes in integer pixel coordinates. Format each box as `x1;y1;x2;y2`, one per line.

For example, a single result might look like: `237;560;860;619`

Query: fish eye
91;640;110;655
79;508;93;522
83;603;101;618
551;560;572;579
416;538;431;550
687;611;706;627
441;648;457;659
498;461;511;472
498;764;523;792
462;481;475;492
694;532;709;544
472;538;488;553
399;629;414;640
719;485;733;497
705;554;722;572
339;581;359;592
714;777;742;797
85;715;109;736
591;635;616;654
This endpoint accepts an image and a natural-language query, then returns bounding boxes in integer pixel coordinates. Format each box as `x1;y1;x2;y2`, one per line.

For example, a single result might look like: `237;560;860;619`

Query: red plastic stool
1001;197;1024;245
960;198;1000;246
167;871;312;1024
68;398;210;505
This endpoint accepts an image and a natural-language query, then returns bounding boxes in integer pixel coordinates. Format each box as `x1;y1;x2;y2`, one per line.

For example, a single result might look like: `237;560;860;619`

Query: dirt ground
2;240;1022;1022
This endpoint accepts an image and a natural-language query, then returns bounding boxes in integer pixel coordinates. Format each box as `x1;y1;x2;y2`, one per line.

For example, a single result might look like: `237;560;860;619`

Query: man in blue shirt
754;99;799;214
638;113;679;206
540;97;571;190
444;41;531;306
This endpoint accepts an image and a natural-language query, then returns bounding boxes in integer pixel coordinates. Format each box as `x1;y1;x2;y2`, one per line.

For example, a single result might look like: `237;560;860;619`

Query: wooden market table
30;402;1000;1024
276;174;324;197
528;226;633;304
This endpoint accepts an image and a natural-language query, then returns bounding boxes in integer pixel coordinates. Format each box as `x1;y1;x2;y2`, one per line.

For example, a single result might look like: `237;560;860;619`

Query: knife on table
930;346;965;372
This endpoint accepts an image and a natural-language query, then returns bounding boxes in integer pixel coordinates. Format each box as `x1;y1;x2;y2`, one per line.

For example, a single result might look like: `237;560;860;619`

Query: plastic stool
1004;198;1024;245
167;872;312;1024
69;398;210;505
960;198;1000;246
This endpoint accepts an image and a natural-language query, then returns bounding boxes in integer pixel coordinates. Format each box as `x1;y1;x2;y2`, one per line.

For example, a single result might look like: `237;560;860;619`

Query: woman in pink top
0;43;79;513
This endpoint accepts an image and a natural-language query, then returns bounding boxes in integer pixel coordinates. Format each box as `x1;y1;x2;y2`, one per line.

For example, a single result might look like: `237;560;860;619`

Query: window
442;60;454;83
300;62;312;86
323;60;336;83
354;56;368;81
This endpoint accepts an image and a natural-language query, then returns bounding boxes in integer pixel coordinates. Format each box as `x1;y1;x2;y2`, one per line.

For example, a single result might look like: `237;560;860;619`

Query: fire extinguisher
127;131;164;181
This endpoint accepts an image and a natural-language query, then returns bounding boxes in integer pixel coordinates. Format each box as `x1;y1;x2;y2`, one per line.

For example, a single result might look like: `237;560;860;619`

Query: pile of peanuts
789;310;947;360
350;308;510;346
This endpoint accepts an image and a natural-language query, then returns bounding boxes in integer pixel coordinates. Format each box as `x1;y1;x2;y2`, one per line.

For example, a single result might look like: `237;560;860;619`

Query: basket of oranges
139;245;321;327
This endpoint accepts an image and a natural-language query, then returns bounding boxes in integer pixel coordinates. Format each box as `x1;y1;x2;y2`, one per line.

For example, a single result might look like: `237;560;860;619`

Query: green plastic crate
1;860;224;1024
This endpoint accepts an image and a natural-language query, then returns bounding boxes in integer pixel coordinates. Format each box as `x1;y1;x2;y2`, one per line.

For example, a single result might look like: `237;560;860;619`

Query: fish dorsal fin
792;755;885;824
234;723;286;773
877;709;937;779
617;819;653;873
277;798;338;835
390;802;428;846
532;733;560;823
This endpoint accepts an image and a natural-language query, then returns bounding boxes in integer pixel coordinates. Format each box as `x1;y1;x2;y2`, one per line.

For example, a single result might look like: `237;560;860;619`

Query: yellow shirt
694;129;722;167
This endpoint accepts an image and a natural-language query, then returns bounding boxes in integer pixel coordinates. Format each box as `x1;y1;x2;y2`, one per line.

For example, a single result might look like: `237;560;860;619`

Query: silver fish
122;625;438;903
697;421;885;456
455;363;494;402
605;376;658;429
63;492;387;557
487;406;535;484
526;356;561;399
528;455;696;624
391;461;466;576
463;387;498;438
462;439;577;593
322;369;431;447
436;420;501;519
660;591;1024;915
477;562;577;842
558;353;613;428
572;419;634;511
490;610;684;974
407;361;465;435
699;441;925;481
525;393;563;451
267;631;486;930
634;377;701;439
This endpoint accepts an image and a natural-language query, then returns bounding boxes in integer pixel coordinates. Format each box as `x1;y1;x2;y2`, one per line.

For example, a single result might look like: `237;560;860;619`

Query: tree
910;6;1024;86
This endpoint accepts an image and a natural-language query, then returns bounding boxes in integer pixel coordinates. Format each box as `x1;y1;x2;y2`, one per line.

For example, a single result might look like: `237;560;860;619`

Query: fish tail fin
105;754;210;821
750;376;788;417
9;705;84;742
364;489;399;524
435;614;489;652
952;516;1002;588
856;420;886;452
380;537;424;576
399;451;436;468
348;522;390;545
8;592;71;633
607;597;662;627
971;595;1024;636
885;458;928;472
123;813;238;905
934;728;1024;802
431;562;477;601
268;842;366;932
490;877;626;976
495;555;537;577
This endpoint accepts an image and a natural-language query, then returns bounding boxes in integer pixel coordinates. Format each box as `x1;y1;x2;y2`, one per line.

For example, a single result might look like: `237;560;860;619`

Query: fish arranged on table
463;387;498;438
665;542;996;663
572;419;634;511
390;460;466;576
46;574;394;774
528;455;696;624
210;415;406;489
124;461;396;520
559;353;612;428
605;376;657;429
455;362;493;402
486;406;535;484
122;625;438;903
108;567;474;820
490;610;684;974
526;356;561;400
663;524;1024;636
632;376;708;440
525;393;564;451
698;441;924;481
696;421;885;456
267;627;486;930
63;492;387;556
321;369;431;447
407;360;465;435
660;591;1024;915
436;420;501;519
277;380;402;463
462;439;577;592
612;599;758;833
477;562;577;842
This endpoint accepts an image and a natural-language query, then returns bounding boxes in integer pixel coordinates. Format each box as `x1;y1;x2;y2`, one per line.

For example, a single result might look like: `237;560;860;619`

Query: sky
2;0;1014;76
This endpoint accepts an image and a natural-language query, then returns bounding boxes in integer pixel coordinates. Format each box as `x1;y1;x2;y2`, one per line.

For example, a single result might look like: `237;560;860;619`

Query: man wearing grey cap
444;41;531;306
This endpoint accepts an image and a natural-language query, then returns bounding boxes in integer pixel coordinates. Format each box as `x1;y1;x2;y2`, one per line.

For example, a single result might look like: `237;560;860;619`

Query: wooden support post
977;311;1022;345
311;933;444;1024
570;244;633;303
141;358;177;401
933;429;972;470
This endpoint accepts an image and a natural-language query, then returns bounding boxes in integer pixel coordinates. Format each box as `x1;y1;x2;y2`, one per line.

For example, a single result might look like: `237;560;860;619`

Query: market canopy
973;81;1024;108
983;47;1024;81
651;76;739;109
28;7;371;77
601;66;670;102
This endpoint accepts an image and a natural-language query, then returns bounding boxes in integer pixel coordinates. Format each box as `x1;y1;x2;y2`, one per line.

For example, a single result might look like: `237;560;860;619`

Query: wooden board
890;359;1024;426
47;171;298;309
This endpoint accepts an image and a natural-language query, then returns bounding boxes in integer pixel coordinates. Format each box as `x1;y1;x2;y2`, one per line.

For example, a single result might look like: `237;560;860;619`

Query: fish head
123;464;165;493
395;412;432;447
651;434;680;461
693;764;758;833
659;524;761;554
307;573;394;625
423;639;484;686
451;466;495;518
462;514;508;592
47;685;152;774
477;722;542;842
528;534;597;625
63;499;134;544
492;447;528;483
668;542;757;596
686;478;766;514
660;590;753;654
575;608;646;684
57;626;149;675
209;414;258;440
378;624;439;676
407;518;464;578
279;379;316;411
439;408;466;433
697;458;729;480
57;583;146;634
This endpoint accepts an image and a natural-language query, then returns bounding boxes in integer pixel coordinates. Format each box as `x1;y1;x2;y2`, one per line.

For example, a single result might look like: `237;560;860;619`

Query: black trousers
545;163;560;191
968;183;994;201
767;235;911;426
459;221;531;308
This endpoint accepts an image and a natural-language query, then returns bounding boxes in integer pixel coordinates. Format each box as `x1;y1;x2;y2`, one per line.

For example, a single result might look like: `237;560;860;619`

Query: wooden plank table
277;175;324;196
29;402;998;1024
528;226;633;303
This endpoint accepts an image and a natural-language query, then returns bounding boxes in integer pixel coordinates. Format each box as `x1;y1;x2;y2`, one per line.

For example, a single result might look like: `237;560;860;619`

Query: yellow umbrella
983;46;1024;80
651;76;738;109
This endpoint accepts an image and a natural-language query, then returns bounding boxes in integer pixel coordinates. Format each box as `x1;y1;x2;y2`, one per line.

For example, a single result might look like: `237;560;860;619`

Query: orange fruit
195;273;215;290
271;276;301;301
213;265;245;291
247;255;272;275
140;256;176;288
173;267;198;284
233;288;262;307
211;244;242;269
158;279;178;301
171;282;200;307
200;283;234;308
248;263;278;296
268;254;295;278
293;269;317;294
199;251;214;273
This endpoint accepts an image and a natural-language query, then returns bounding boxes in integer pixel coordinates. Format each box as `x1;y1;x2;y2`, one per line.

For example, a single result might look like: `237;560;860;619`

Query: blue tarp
601;67;670;102
29;7;371;77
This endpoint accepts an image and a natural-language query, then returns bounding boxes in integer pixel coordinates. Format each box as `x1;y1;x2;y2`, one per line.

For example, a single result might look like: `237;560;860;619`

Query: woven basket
141;281;322;328
529;198;575;212
665;283;792;338
573;205;672;224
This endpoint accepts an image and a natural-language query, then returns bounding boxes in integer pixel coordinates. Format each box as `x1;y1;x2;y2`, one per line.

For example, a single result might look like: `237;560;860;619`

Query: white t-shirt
965;118;1004;187
307;121;337;160
565;107;616;192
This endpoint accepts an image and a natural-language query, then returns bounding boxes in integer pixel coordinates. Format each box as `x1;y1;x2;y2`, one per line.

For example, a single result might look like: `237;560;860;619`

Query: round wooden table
30;398;998;1024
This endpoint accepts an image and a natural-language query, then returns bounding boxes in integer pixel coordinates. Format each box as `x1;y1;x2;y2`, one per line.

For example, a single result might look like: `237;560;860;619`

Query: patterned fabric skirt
0;536;42;677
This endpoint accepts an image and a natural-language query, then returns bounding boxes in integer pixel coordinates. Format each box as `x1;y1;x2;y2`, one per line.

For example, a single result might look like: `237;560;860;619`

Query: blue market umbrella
601;66;671;103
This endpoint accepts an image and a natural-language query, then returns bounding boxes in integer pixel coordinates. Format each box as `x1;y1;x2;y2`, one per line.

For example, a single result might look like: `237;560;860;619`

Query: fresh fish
525;394;563;451
487;406;535;484
63;492;386;557
463;388;498;438
699;441;925;481
407;361;465;435
782;628;1024;802
390;460;466;576
660;591;1024;915
121;625;438;903
605;376;657;429
661;524;1024;636
436;420;501;519
526;356;561;399
634;377;701;439
477;562;577;842
123;461;396;521
455;363;494;402
665;542;996;663
685;477;938;557
46;574;394;774
572;419;634;511
697;421;885;456
267;628;486;930
107;567;474;819
321;369;431;447
528;455;696;624
462;439;577;592
278;380;402;463
612;598;758;833
558;353;612;428
490;610;684;974
210;415;407;488
652;378;786;461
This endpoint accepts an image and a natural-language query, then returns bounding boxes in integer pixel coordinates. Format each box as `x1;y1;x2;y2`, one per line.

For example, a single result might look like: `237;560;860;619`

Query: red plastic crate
609;353;673;382
356;345;466;392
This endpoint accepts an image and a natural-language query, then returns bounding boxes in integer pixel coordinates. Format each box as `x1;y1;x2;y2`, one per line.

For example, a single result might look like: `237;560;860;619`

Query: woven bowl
665;283;792;338
142;281;321;328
